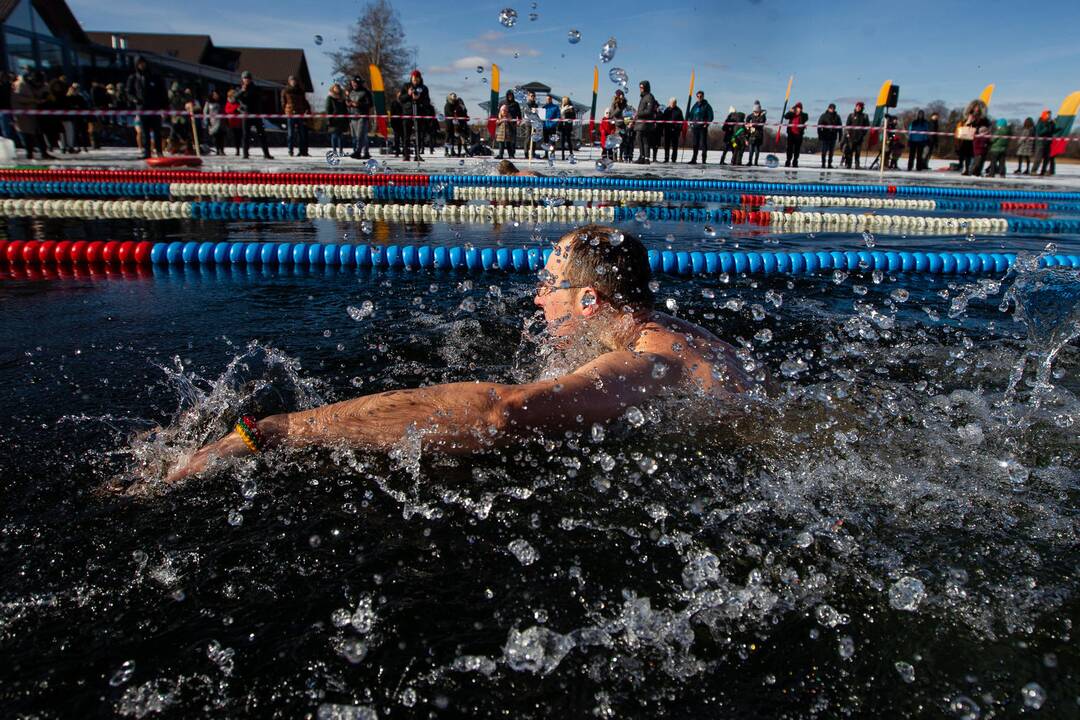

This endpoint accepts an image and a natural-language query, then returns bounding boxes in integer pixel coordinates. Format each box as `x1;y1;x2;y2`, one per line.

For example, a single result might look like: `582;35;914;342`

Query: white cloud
428;56;493;75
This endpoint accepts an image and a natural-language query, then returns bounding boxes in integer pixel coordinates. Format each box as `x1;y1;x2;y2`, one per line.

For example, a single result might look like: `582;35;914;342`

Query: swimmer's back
633;312;757;396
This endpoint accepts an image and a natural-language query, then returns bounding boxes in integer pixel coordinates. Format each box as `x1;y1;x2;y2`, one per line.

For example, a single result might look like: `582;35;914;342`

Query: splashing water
608;67;628;86
599;37;617;63
498;7;518;27
567;29;581;44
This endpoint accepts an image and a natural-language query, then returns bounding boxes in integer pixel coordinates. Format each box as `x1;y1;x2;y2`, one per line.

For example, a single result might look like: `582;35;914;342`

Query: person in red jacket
598;109;615;160
783;101;808;167
224;89;243;156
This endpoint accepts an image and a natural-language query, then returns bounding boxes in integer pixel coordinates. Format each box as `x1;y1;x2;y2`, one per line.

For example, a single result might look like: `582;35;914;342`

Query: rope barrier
4;239;1077;277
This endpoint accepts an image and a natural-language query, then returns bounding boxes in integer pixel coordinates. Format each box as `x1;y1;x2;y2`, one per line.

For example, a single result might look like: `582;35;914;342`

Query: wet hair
560;225;654;310
497;159;519;175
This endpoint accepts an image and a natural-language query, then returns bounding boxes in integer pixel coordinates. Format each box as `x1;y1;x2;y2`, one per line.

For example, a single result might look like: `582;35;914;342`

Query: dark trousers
748;142;762;165
558;125;573;158
907;141;926;171
212;128;225;155
987;151;1007;177
785;133;803;166
637;127;652;160
1015;155;1030;173
287;118;308;155
842;139;862;168
18;131;47;158
819;137;836;167
242;118;270;158
663;131;678;162
690;125;707;162
141;114;163;158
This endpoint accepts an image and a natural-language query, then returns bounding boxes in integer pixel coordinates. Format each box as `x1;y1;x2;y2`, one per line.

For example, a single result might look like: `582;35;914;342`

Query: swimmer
497;159;542;177
164;225;757;484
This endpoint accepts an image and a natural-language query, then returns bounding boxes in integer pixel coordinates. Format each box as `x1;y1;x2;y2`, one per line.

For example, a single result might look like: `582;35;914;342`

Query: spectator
281;74;311;157
907;109;930;171
842;101;869;169
236;70;273;160
542;94;559;159
719;106;739;165
168;82;190;154
817;103;842;168
1015;117;1035;174
885;115;903;169
607;90;630;162
925;111;940;167
88;81;110;149
12;72;51;159
598;109;615;160
444;92;462;156
347;75;371;160
745;100;767;166
64;83;90;154
204;89;226;155
1033;109;1055;176
494;103;514;159
455;96;470;155
0;72;15;143
986;118;1009;177
970;123;991;177
687;90;713;165
389;95;404;155
661;98;682;163
635;81;658;164
125;56;166;159
558;96;576;160
783;101;808;167
957;100;989;175
325;83;348;156
397;70;430;162
498;89;521;159
224;88;242;156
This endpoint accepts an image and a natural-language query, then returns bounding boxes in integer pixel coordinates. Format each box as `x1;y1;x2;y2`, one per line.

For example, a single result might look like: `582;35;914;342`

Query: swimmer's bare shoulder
632;312;757;395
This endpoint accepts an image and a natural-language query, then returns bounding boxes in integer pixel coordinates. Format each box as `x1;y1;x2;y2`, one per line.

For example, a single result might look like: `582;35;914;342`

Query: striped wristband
234;415;266;453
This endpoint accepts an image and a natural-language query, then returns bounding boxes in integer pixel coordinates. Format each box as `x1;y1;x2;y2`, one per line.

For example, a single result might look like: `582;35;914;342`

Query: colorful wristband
234;415;265;453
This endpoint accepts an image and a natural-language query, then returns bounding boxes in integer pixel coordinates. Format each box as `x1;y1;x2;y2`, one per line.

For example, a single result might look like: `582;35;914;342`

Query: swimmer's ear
580;288;601;316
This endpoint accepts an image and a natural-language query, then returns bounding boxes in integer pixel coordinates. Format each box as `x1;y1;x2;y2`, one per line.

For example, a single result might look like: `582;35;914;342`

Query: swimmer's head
497;159;519;175
535;225;654;331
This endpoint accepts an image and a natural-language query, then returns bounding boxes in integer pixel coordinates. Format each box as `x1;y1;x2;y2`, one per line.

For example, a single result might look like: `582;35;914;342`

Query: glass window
4;0;33;32
29;6;56;39
37;38;63;72
5;30;35;75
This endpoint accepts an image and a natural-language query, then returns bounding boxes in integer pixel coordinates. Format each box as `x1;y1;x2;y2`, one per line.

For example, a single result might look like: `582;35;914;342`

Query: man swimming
164;225;756;484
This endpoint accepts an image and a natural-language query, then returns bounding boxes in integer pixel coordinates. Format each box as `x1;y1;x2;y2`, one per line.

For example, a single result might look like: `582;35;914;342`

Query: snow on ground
6;145;1080;191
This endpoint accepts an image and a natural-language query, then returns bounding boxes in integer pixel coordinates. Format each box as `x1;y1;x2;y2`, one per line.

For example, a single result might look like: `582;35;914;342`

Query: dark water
1;216;1079;718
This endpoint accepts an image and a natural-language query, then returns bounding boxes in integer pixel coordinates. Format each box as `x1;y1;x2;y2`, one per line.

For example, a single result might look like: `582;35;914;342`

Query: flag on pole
1050;90;1080;158
869;79;892;145
588;66;598;142
774;75;793;143
978;84;995;107
488;64;500;139
682;70;694;140
368;64;388;138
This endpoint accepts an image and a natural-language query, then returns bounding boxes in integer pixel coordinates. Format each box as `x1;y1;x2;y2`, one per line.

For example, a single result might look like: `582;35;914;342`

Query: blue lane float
146;241;1080;277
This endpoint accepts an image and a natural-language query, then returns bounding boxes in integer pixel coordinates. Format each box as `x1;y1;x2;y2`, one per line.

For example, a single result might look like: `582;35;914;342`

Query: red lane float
146;156;203;169
0;168;429;186
0;239;157;267
6;240;25;263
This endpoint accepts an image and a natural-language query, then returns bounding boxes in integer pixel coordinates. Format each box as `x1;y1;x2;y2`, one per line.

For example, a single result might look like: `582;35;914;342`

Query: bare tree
329;0;415;89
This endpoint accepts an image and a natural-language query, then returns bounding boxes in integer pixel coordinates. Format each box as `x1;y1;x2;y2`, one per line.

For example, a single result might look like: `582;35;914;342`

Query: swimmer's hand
164;432;250;484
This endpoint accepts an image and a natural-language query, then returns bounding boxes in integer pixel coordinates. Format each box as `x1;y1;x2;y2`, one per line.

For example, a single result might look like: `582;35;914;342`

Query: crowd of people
0;61;1068;175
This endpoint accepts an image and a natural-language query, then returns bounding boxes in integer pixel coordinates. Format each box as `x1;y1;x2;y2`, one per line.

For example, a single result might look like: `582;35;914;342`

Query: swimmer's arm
165;351;673;483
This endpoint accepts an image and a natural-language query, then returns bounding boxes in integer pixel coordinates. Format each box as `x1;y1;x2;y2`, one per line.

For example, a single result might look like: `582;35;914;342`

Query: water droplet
703;225;716;238
895;661;916;683
765;154;779;168
498;8;518;27
227;510;243;527
508;539;538;566
109;660;136;686
638;456;658;474
888;576;926;612
814;603;846;627
949;695;981;720
325;150;341;167
599;37;617;63
313;35;324;46
590;423;605;442
648;280;660;292
751;304;766;321
360;220;373;235
581;290;596;307
625;406;645;427
594;157;612;172
347;300;375;321
528;12;538;21
332;637;368;664
603;132;621;150
634;209;647;223
1020;683;1046;710
476;65;484;74
664;298;678;312
997;458;1028;486
608;67;628;86
567;29;581;44
838;635;855;659
862;230;876;248
890;288;910;303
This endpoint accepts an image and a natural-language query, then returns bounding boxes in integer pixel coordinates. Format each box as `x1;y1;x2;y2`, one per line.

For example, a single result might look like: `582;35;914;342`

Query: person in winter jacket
841;101;870;169
497;89;522;158
598;109;615;160
957;100;990;175
745;101;767;166
224;89;242;156
986;118;1010;177
12;72;51;159
906;109;930;171
607;90;630;161
281;75;311;157
397;70;430;161
783;102;808;167
687;90;713;164
204;89;226;155
347;76;372;159
236;70;273;159
541;94;559;158
719;106;741;165
661;98;683;162
324;83;349;156
444;92;464;156
634;80;659;164
925;112;940;163
885;115;903;169
125;56;167;159
558;96;576;160
1015;117;1035;174
817;103;842;168
970;123;991;176
1033;109;1056;176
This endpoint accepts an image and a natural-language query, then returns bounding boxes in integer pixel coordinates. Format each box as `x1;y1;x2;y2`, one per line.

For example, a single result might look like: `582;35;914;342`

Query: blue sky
70;0;1080;120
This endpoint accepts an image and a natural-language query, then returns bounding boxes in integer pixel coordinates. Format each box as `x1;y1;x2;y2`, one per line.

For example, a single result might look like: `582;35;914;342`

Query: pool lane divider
3;240;1077;277
2;168;1080;202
